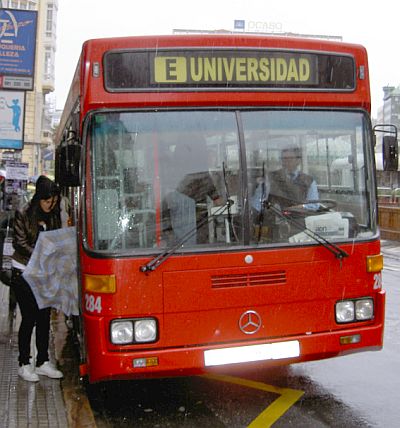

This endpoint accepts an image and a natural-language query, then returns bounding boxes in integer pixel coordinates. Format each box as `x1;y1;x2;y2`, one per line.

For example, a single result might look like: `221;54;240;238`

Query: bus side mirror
55;144;82;187
383;135;398;171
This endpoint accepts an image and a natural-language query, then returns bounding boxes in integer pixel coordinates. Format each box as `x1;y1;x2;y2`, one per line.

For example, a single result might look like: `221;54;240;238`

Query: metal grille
211;270;286;289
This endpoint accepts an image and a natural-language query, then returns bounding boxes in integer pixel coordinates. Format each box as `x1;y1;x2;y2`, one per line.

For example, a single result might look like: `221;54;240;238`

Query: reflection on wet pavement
53;310;96;427
86;366;374;428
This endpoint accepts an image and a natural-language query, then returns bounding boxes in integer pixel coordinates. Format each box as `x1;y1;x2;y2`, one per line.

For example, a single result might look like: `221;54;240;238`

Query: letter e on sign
154;57;187;83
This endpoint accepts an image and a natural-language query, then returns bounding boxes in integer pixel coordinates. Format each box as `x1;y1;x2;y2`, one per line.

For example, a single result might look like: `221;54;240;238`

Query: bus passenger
163;138;223;244
11;176;64;382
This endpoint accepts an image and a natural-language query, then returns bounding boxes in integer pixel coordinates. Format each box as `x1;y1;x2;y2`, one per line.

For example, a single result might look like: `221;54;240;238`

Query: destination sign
152;53;316;85
104;49;355;91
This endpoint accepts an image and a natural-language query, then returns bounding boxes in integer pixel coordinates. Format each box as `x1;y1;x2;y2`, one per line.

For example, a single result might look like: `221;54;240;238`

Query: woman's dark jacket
12;203;61;266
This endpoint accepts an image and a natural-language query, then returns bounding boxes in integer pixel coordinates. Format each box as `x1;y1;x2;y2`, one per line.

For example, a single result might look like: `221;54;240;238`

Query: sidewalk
0;282;95;428
0;283;68;427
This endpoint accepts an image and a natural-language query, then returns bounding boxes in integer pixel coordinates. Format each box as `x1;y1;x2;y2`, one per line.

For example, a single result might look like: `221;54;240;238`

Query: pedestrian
11;175;63;382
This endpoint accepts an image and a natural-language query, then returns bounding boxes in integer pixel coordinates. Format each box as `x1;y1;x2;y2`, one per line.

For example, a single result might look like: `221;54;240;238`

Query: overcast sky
54;0;397;117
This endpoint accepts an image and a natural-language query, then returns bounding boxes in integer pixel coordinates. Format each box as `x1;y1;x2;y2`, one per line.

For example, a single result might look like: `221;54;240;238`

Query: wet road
78;259;399;427
286;259;400;427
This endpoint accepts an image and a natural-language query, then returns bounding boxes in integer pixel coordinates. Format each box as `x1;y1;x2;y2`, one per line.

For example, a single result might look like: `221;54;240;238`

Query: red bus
55;34;385;383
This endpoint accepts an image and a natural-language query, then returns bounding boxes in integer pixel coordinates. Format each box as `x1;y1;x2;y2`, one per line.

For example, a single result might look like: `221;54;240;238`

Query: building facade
0;0;58;178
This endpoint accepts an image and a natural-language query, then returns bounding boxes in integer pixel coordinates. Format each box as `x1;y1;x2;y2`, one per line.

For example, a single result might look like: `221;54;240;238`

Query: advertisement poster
0;90;24;149
0;8;38;90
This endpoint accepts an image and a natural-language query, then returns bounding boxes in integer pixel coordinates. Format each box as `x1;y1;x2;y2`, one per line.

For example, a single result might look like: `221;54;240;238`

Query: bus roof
82;33;367;52
56;34;370;144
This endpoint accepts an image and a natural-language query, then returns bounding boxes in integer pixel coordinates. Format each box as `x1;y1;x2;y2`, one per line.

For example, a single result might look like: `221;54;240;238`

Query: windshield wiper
140;200;234;273
222;162;238;242
265;202;349;264
256;162;267;243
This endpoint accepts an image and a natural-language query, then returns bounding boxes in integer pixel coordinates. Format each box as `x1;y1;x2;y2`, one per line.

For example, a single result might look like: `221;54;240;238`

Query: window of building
46;3;54;37
3;0;37;10
44;46;54;81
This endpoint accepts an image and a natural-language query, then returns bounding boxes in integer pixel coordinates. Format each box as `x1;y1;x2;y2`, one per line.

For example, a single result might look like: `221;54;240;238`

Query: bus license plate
204;340;300;367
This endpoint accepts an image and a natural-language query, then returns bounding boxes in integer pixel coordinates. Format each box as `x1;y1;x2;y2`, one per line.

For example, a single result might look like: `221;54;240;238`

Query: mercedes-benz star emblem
238;310;262;335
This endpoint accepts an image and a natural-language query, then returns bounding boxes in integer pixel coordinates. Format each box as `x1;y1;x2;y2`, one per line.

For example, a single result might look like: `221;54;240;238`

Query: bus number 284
85;294;102;313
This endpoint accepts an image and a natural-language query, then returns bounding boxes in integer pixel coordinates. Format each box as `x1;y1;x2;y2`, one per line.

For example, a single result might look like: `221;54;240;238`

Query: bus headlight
355;299;374;320
335;301;354;323
110;318;158;344
110;320;134;344
134;319;157;342
335;298;374;323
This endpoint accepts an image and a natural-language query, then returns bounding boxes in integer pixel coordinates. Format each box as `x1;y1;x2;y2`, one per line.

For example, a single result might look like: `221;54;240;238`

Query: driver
252;144;319;212
251;144;319;241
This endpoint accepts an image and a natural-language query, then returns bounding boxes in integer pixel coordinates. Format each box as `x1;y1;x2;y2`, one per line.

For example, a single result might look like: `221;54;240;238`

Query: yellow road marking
203;373;304;427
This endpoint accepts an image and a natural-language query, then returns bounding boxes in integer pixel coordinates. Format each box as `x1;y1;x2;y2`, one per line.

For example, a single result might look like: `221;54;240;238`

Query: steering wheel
285;199;337;216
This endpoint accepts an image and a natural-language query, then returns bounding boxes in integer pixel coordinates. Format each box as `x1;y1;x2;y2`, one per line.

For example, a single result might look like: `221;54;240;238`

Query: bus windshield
88;109;375;252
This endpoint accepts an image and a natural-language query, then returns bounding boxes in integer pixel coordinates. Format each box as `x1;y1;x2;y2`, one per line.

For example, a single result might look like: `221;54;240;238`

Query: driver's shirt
251;168;318;212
